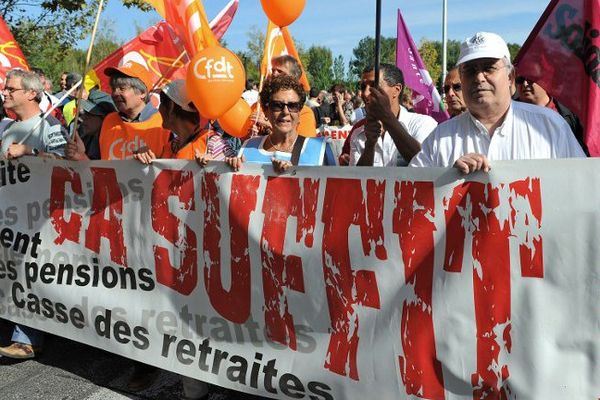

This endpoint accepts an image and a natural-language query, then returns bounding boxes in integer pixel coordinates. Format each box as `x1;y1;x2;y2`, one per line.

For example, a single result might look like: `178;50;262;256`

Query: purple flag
396;9;449;123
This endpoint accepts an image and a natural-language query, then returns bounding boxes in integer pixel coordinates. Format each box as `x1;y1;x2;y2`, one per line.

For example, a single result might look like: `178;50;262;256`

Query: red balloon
217;99;253;138
186;46;245;119
260;0;305;27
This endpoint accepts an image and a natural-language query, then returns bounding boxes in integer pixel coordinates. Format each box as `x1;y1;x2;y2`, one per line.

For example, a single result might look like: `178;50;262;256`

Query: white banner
0;157;599;400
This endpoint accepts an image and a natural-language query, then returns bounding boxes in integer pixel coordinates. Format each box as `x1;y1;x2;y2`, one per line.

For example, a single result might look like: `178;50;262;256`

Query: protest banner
0;157;599;399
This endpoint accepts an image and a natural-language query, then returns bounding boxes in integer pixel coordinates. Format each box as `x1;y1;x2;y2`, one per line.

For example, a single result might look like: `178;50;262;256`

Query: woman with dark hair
225;75;337;173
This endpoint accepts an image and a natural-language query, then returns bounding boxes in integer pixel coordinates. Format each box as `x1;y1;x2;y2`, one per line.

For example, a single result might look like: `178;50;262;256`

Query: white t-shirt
409;101;586;167
1;114;68;157
349;106;437;166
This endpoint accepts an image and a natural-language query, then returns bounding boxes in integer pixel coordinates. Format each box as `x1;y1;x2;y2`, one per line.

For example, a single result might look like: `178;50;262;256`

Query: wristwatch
30;148;39;156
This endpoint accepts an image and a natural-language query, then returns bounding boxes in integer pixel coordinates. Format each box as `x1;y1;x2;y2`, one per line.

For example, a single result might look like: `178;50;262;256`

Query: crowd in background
0;30;589;399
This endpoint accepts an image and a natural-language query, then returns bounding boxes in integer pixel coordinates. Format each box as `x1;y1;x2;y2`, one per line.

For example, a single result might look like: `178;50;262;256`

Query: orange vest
163;130;209;160
99;112;170;160
248;103;317;138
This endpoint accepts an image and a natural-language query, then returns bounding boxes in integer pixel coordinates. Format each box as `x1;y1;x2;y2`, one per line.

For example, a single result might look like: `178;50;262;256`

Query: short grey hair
6;69;44;102
109;75;148;101
503;57;515;75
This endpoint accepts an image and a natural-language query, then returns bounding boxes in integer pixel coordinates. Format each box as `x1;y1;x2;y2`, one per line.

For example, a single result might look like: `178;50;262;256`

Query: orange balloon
260;0;305;27
186;46;245;119
217;98;253;138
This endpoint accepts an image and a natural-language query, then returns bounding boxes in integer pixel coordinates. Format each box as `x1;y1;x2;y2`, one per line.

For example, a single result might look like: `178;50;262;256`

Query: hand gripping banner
0;158;599;399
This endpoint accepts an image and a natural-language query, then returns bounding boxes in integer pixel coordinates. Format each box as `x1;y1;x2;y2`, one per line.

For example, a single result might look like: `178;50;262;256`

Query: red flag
515;0;600;155
0;16;29;86
86;0;238;92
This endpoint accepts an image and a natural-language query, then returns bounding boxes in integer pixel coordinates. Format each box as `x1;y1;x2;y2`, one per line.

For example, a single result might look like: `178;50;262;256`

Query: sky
101;0;552;64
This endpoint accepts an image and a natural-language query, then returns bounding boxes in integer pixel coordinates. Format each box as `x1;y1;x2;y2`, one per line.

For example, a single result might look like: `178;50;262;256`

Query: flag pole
70;0;106;139
374;0;382;86
441;0;448;93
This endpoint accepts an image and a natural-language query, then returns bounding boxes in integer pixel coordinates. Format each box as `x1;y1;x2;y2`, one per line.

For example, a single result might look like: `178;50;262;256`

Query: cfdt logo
193;56;235;81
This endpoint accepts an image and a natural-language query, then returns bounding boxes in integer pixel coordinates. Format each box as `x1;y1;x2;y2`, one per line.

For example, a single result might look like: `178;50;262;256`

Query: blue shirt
239;136;338;166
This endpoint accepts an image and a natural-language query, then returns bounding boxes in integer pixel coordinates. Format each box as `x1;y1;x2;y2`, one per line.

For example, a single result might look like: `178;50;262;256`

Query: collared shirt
409;101;586;167
349;105;437;166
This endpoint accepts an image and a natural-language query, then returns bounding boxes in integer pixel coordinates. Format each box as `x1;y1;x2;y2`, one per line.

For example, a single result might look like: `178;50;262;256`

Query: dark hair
271;55;302;80
66;73;82;90
245;79;255;91
330;83;347;94
159;91;199;124
260;75;306;109
362;63;405;87
30;67;45;78
0;97;5;120
309;87;320;98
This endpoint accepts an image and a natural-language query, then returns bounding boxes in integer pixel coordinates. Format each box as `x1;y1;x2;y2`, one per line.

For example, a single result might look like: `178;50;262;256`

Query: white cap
456;32;511;65
162;80;196;112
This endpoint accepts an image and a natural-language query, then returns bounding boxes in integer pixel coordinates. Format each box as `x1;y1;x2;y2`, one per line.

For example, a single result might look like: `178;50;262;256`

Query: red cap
104;61;153;90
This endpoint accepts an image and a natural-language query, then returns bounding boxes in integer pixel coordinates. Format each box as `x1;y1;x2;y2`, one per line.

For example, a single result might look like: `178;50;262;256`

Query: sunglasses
269;100;302;113
443;83;462;94
515;76;533;85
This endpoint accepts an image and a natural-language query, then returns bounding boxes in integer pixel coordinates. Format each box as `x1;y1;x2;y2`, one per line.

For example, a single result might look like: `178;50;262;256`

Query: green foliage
332;55;346;86
17;19;121;90
348;36;396;79
418;40;442;86
507;43;522;62
304;46;333;91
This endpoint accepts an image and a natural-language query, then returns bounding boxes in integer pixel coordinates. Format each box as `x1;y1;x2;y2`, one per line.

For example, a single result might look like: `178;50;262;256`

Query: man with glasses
0;69;67;360
515;75;587;155
0;69;67;159
410;32;585;172
443;67;467;117
346;63;437;167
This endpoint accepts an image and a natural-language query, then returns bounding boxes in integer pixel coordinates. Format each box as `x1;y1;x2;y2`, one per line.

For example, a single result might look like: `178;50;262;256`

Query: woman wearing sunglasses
224;75;337;173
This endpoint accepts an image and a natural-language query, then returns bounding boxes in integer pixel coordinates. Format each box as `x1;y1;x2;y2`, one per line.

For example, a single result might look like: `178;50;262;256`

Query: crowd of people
0;31;588;399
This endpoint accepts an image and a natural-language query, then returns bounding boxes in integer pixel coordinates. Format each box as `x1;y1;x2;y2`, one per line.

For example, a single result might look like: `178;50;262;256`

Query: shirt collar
467;102;514;138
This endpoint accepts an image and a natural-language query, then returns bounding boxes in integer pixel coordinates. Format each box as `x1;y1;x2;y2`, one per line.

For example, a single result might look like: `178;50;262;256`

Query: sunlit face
60;73;67;90
443;69;466;117
516;77;548;106
265;89;301;136
111;83;145;115
459;58;513;115
1;77;36;111
271;62;291;77
360;70;400;108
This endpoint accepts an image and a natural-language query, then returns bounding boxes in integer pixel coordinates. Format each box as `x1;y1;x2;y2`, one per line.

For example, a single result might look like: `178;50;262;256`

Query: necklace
267;134;297;153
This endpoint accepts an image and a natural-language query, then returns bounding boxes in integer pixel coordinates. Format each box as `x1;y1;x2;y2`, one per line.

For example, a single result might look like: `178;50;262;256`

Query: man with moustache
443;67;467;117
410;32;585;172
515;75;587;155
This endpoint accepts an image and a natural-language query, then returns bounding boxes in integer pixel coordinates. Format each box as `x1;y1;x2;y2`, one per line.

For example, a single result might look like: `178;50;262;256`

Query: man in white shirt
410;32;585;171
349;63;437;166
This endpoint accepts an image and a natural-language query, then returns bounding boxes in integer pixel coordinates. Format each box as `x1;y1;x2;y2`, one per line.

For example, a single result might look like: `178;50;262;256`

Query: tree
304;46;333;91
348;36;396;79
332;55;346;85
419;40;442;87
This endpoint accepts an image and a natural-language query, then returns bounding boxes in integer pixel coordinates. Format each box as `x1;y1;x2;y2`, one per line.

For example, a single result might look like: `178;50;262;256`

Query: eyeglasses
515;76;533;85
269;100;302;113
443;83;462;94
2;87;25;94
460;61;508;77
